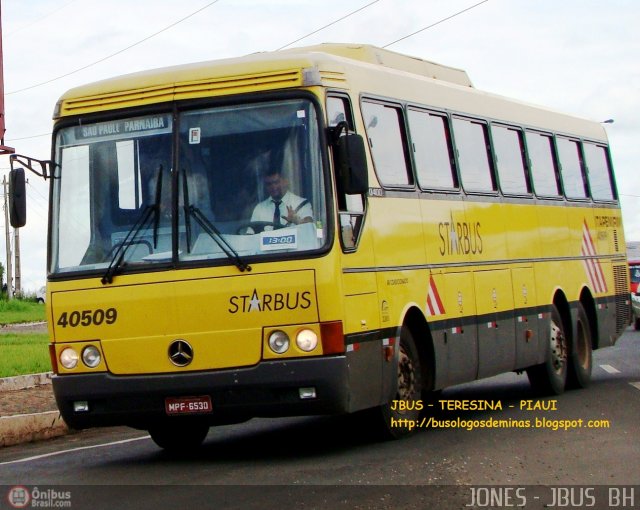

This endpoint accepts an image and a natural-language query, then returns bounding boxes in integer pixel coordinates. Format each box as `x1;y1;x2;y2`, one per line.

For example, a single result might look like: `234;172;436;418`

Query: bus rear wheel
527;305;568;395
148;420;210;452
567;302;592;389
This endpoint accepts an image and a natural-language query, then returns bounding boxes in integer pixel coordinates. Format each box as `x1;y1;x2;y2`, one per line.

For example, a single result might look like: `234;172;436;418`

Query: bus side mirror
9;167;27;228
335;133;368;195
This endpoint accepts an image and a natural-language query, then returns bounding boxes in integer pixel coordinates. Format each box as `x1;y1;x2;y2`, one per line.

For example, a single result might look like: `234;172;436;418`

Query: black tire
567;302;593;389
635;317;640;331
527;305;568;395
148;420;209;452
378;328;423;439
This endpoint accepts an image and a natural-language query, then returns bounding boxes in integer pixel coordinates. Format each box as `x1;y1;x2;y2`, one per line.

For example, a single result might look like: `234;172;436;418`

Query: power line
6;133;51;142
383;0;490;48
6;0;80;36
26;181;49;205
4;0;488;139
275;0;382;51
24;188;48;222
7;0;222;95
6;0;381;139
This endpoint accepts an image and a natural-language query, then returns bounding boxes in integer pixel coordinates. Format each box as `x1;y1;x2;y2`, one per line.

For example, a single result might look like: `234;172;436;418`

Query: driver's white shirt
250;191;313;225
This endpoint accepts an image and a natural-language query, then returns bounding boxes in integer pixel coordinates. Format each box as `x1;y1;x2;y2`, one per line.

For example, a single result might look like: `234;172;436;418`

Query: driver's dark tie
273;200;282;227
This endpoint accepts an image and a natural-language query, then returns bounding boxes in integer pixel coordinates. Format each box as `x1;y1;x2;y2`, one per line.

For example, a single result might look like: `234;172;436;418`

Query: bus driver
251;170;313;227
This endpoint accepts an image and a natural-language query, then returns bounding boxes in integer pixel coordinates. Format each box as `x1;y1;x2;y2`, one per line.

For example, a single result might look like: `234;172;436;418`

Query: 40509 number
56;308;118;328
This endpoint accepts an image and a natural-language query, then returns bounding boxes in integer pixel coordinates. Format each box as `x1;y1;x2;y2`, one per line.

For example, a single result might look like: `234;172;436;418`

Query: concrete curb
0;372;53;391
0;372;69;447
0;321;47;330
0;411;68;447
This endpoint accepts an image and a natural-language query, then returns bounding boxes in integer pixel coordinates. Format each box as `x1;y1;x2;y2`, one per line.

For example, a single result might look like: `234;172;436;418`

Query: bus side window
525;131;561;198
328;94;366;251
327;96;353;130
583;142;616;201
408;109;458;190
361;100;413;188
452;117;496;193
491;124;531;195
556;137;588;199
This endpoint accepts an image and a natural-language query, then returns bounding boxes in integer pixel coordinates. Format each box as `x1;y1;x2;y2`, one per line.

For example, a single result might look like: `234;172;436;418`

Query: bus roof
279;43;474;87
54;43;606;141
56;44;471;113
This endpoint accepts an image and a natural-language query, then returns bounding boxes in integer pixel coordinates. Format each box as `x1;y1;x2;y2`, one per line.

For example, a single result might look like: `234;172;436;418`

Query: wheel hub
549;321;567;373
397;345;416;400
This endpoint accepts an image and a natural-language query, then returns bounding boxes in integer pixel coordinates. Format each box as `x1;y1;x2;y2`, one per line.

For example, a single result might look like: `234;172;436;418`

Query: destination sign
72;114;172;143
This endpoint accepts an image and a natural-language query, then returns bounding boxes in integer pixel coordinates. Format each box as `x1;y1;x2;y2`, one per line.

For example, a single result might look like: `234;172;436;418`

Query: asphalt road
0;329;638;509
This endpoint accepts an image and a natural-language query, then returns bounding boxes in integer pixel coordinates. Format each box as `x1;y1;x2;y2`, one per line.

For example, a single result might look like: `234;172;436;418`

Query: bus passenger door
340;211;384;412
342;272;382;411
328;94;385;412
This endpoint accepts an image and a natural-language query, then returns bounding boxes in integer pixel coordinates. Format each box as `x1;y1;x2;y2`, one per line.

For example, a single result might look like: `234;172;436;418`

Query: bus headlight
60;348;79;369
296;329;318;352
268;330;290;354
82;346;101;368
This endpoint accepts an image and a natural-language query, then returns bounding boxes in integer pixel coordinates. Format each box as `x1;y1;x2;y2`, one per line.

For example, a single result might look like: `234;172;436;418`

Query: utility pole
2;174;13;298
13;217;19;294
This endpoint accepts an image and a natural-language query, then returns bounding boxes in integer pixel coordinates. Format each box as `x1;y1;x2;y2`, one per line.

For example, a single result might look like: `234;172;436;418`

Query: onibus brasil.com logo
7;486;72;508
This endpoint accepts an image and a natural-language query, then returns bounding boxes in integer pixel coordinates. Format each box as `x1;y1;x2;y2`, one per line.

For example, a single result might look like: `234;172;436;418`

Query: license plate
165;395;212;415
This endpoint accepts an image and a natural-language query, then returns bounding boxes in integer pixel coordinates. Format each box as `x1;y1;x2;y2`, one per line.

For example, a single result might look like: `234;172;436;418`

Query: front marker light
268;330;290;354
299;387;317;399
73;401;90;412
296;329;318;352
82;346;101;368
60;348;79;369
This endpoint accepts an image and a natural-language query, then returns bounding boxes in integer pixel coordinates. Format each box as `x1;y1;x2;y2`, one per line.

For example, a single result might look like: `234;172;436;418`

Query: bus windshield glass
50;98;328;276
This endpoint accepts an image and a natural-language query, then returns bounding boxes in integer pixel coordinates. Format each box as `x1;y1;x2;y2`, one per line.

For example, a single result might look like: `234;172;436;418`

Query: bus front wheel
527;305;568;395
378;328;423;439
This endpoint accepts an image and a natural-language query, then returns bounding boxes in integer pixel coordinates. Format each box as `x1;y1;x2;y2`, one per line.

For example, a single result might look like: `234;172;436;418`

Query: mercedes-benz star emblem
168;340;194;367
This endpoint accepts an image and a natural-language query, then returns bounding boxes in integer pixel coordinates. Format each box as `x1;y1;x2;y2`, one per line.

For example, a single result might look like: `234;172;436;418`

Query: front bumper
53;355;349;430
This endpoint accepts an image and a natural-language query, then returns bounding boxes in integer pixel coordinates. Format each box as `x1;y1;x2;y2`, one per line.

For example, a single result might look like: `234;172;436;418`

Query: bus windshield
50;98;328;276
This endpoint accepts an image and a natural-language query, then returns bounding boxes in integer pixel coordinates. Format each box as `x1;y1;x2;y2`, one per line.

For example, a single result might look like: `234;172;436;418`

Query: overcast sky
1;0;638;292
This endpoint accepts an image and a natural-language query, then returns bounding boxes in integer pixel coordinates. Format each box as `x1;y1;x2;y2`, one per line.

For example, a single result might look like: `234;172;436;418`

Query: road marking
0;435;150;466
630;382;640;391
599;364;621;374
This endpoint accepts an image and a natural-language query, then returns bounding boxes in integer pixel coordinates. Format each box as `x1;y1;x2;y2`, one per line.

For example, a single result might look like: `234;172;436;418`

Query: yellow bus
10;43;630;450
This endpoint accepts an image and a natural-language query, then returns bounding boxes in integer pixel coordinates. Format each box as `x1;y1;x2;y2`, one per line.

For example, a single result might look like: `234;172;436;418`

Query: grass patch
0;333;50;378
0;299;46;325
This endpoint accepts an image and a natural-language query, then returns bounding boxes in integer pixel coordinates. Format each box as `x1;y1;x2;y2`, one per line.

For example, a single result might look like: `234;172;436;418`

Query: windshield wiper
182;169;251;272
188;205;251;273
101;165;164;284
101;206;154;284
